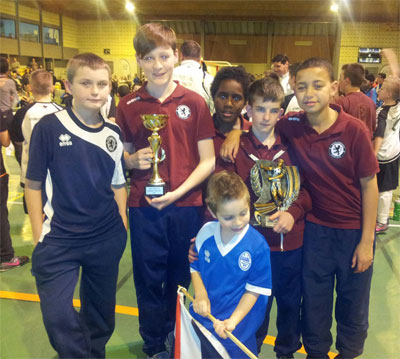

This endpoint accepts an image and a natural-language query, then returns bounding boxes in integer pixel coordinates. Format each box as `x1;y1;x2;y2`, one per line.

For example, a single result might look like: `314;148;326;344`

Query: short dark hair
377;72;386;79
206;171;250;215
211;66;251;101
67;53;111;83
342;63;365;87
118;85;131;98
365;73;375;83
134;23;177;59
296;57;335;82
289;62;301;78
0;57;9;74
180;40;201;60
248;73;285;106
272;54;289;65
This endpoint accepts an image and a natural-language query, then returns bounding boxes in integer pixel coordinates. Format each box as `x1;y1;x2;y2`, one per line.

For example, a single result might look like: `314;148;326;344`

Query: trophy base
145;183;166;197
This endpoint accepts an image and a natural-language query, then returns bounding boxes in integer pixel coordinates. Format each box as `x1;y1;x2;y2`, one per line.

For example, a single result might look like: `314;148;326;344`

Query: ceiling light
125;1;135;12
330;2;339;12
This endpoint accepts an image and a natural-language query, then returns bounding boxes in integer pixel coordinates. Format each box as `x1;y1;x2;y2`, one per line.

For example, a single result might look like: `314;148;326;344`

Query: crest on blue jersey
238;251;252;271
106;136;117;152
176;105;191;120
328;141;346;159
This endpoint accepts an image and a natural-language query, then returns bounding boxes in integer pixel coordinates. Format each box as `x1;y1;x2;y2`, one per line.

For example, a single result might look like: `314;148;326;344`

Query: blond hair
206;171;250;214
29;69;53;96
67;53;111;83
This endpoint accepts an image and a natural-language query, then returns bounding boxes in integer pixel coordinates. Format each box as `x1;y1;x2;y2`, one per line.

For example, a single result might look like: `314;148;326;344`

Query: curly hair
206;171;250;214
210;66;251;102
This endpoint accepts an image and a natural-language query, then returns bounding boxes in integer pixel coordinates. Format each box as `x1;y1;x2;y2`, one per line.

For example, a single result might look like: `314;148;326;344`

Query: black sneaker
0;256;29;272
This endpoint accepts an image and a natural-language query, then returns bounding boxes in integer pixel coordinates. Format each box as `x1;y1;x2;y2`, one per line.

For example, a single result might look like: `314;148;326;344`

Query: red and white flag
174;290;231;359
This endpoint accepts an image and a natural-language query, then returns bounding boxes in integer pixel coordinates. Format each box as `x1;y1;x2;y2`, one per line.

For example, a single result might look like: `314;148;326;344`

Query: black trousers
0;174;14;262
302;221;373;359
129;205;202;357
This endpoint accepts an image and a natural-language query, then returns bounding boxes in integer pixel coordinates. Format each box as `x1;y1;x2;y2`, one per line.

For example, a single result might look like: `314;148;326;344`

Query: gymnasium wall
1;0;400;79
339;22;400;75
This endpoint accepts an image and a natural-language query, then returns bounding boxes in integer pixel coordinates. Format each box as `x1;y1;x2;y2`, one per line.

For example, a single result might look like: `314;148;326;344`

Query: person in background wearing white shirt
173;40;214;113
271;54;292;96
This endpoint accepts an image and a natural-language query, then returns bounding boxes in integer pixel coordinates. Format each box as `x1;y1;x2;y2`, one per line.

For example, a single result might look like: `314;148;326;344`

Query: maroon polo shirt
336;92;376;138
277;104;379;229
218;131;311;251
116;83;215;207
212;114;251;157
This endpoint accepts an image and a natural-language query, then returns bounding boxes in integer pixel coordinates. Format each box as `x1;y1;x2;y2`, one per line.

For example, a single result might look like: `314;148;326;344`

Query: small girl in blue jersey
190;171;272;358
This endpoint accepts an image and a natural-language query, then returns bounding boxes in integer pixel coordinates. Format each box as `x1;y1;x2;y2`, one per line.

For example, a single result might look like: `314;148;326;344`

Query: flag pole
178;286;258;359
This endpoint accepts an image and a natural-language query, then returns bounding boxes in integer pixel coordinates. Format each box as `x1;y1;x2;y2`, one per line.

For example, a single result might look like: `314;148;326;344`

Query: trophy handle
159;148;166;162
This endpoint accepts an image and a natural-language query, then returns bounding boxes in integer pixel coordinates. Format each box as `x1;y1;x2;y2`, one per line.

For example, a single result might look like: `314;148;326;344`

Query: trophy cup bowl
141;114;168;197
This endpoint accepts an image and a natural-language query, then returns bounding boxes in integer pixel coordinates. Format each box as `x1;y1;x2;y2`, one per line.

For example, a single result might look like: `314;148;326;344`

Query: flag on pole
174;289;231;359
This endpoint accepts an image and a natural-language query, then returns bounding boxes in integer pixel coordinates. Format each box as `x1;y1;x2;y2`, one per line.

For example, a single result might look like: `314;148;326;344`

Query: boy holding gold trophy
116;23;215;358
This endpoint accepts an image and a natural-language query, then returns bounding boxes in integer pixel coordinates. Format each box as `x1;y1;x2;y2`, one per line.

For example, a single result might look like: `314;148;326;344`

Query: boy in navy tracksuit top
25;53;127;358
116;23;215;358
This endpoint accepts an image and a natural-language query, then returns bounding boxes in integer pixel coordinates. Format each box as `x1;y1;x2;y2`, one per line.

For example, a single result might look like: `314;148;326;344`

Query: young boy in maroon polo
220;75;311;359
116;23;215;358
221;58;379;359
276;58;378;359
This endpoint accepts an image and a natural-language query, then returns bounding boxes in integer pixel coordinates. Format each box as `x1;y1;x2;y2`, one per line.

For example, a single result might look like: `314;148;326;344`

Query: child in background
11;69;63;213
25;53;127;358
191;171;271;359
373;77;400;232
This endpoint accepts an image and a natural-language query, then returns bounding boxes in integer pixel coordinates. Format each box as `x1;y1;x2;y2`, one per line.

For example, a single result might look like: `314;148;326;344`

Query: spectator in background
10;57;20;71
374;72;386;107
117;85;131;99
362;73;378;105
282;62;302;114
0;57;18;127
271;54;292;96
173;40;214;113
337;63;377;138
0;57;29;271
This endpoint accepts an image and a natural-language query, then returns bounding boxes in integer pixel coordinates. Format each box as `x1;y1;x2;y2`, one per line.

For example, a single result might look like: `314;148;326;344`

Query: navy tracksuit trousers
302;221;373;359
129;205;202;357
32;233;126;358
256;246;303;357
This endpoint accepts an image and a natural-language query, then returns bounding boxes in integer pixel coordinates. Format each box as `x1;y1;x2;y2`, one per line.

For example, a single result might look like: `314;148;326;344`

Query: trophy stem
150;161;165;184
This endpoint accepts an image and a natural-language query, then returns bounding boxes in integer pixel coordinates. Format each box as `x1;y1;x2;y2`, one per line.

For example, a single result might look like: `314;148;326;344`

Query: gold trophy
141;114;168;197
250;159;300;227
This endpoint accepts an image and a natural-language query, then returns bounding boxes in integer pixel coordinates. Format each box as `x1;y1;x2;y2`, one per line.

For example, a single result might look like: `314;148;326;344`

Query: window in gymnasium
19;22;39;42
43;26;60;45
0;18;16;39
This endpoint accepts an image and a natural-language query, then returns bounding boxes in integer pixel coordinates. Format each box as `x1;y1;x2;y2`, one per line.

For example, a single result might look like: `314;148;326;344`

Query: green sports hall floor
1;151;400;359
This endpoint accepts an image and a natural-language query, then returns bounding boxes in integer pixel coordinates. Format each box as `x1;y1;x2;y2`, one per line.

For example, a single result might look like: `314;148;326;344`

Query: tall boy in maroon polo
116;23;215;358
219;76;311;359
276;58;378;359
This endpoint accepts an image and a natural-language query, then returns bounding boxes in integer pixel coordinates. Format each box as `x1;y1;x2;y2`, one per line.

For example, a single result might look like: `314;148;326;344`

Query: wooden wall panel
205;34;268;63
271;35;335;62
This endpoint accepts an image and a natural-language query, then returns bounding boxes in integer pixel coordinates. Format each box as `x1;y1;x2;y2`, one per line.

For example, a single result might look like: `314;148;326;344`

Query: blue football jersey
190;221;272;346
26;108;125;245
